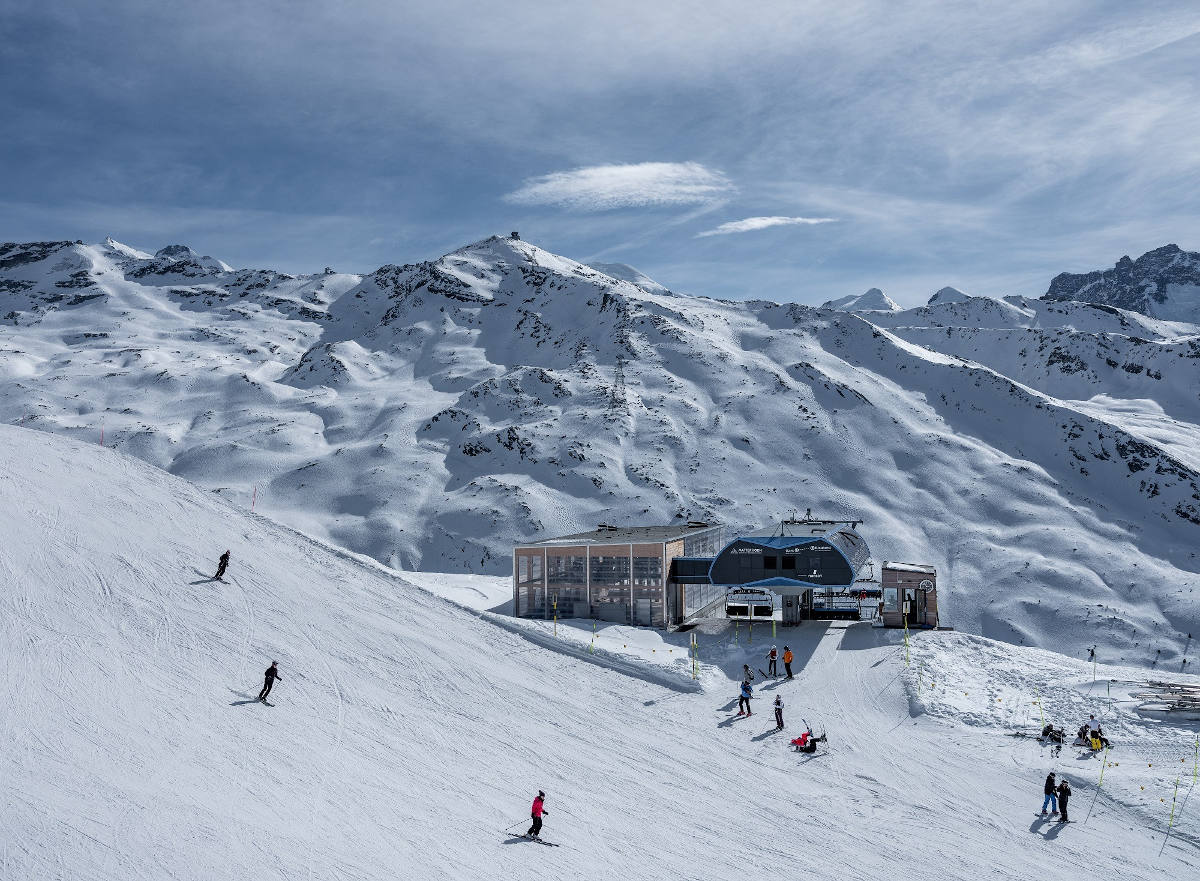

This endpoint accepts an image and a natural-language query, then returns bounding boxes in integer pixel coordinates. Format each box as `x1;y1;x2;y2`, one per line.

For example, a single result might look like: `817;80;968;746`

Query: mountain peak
820;287;900;312
152;244;232;273
928;286;971;306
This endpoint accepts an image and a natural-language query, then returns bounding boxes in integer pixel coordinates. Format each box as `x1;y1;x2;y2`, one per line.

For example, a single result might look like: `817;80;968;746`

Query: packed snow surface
2;426;1199;879
1;236;1199;668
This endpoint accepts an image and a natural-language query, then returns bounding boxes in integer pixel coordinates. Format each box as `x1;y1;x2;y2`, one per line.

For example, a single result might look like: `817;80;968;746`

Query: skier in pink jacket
527;791;548;839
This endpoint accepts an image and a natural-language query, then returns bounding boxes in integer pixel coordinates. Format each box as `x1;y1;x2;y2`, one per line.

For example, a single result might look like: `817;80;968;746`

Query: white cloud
695;215;837;237
504;162;733;211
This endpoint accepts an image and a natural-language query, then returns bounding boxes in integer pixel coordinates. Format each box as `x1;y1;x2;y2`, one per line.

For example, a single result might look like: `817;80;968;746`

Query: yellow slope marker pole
903;617;910;667
590;619;596;654
1085;747;1111;826
552;596;558;639
1168;776;1181;831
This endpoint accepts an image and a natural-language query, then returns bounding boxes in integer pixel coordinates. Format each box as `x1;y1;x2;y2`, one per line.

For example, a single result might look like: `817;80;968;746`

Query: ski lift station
511;514;938;630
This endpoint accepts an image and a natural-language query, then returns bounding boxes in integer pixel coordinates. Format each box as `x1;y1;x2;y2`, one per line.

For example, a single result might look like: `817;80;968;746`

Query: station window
763;556;777;570
781;556;796;570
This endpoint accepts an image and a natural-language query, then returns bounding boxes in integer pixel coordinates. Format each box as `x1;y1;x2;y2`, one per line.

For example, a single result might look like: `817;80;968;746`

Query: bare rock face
1043;244;1200;322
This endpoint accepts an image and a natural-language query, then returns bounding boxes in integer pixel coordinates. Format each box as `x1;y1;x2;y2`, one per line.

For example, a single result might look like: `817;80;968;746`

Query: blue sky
3;1;1199;306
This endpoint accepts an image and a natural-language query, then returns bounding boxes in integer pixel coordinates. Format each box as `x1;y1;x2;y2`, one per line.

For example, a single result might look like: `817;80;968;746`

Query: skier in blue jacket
738;681;753;716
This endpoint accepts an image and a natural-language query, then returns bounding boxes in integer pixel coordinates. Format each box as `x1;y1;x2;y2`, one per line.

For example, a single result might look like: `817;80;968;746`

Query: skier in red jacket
527;790;549;839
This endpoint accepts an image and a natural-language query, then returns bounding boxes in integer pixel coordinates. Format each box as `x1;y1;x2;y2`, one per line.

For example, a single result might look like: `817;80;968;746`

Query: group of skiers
764;645;795;679
736;647;811;741
1040;714;1112;757
1040;772;1072;823
1035;714;1114;823
211;550;282;705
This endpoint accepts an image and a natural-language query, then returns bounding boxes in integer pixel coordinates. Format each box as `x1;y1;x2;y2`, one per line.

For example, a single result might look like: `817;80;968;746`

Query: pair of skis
507;833;559;847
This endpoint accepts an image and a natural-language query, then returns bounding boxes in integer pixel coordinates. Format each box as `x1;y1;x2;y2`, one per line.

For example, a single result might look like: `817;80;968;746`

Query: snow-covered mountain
1044;244;1200;323
928;285;972;305
819;286;901;312
1;235;1199;666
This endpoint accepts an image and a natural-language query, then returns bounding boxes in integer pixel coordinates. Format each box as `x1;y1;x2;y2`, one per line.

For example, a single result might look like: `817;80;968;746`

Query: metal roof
882;561;936;574
518;522;721;547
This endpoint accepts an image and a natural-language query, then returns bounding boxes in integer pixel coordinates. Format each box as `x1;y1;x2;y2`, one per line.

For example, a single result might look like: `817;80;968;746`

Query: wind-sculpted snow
1;235;1198;666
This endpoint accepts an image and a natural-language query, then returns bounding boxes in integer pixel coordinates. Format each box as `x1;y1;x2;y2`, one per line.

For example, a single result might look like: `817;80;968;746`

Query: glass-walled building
513;523;725;629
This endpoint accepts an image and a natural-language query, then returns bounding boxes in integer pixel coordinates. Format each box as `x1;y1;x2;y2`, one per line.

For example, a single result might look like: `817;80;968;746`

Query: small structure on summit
510;231;521;240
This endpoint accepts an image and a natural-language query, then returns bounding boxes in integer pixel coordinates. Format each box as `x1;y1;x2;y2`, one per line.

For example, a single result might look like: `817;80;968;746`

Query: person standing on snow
783;646;794;679
742;664;755;685
527;790;548;839
766;646;778;677
215;549;231;580
773;695;784;731
258;661;281;702
1040;772;1058;816
738;681;753;716
1056;778;1071;823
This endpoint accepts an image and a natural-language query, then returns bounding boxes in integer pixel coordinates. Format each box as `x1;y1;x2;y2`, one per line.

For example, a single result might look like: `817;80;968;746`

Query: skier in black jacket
258;662;281;702
1056;778;1071;823
215;550;231;580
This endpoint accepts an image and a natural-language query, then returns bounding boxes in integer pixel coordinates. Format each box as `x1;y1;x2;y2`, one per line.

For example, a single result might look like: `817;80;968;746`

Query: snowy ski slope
2;426;1198;879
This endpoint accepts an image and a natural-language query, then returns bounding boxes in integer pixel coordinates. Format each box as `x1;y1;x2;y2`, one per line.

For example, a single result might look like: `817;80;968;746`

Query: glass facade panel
515;549;546;617
883;587;899;610
632;555;662;586
683;582;725;618
632;551;664;626
589;549;630;622
546;551;587;615
682;526;725;558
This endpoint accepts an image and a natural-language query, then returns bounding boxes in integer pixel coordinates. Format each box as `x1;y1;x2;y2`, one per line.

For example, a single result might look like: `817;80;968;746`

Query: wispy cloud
695;215;837;237
504;162;733;211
